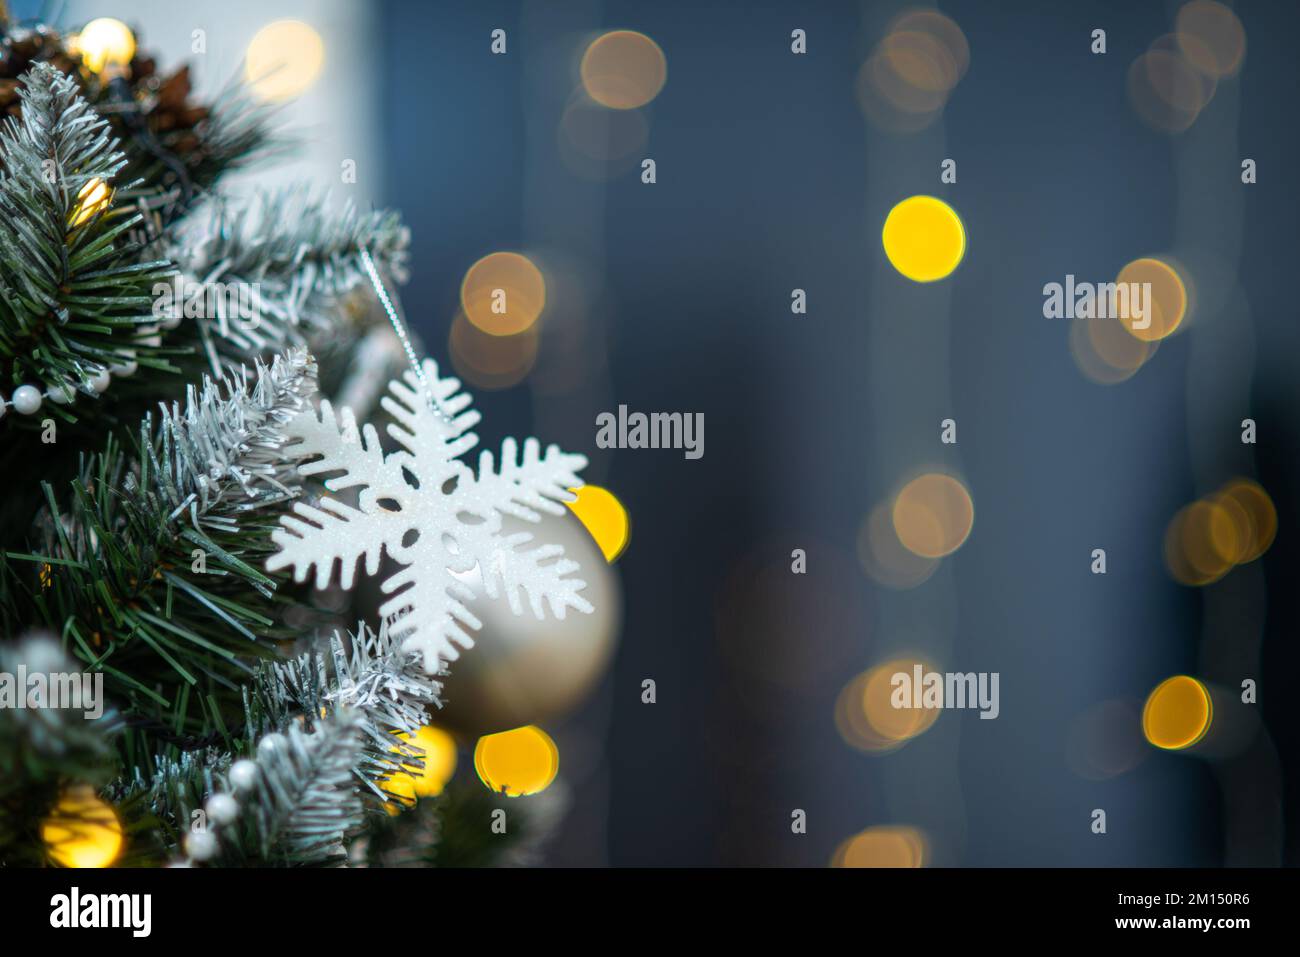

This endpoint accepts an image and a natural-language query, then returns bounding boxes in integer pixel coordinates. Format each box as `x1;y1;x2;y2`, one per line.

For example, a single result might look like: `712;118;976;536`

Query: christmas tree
0;10;592;867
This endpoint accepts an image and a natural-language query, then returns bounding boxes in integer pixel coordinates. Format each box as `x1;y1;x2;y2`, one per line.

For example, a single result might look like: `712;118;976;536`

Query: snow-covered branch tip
165;190;409;371
132;347;319;532
181;709;365;867
0;63;170;400
250;619;444;802
0;63;128;246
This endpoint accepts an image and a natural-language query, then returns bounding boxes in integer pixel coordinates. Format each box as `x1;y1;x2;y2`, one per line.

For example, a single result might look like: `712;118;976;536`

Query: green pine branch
0;634;122;866
163;191;409;373
0;349;318;708
0;63;173;402
105;619;444;866
198;710;365;866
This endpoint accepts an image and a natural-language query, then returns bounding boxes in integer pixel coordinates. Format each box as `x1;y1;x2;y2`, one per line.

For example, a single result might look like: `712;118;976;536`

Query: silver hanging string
359;247;451;423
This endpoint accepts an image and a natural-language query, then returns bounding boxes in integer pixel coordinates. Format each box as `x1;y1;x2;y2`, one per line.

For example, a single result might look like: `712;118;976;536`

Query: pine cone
0;27;216;179
148;64;210;144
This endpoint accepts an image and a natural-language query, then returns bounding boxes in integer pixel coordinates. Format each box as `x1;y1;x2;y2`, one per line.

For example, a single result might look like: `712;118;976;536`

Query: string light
69;178;111;227
76;18;136;76
42;786;123;868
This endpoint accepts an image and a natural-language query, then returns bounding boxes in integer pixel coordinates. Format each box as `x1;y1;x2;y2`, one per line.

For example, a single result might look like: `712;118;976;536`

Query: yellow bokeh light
880;30;959;96
1149;43;1214;114
1142;675;1212;750
1070;311;1159;384
77;18;135;74
70;178;112;228
1175;1;1246;78
566;485;630;562
888;9;970;83
580;31;667;109
863;657;941;743
857;10;967;133
1148;34;1218;113
1165;499;1238;585
42;785;123;868
1128;51;1205;134
1086;313;1158;374
1166;480;1276;585
394;725;459;798
882;196;965;282
474;725;559;797
836;657;940;754
856;56;944;133
381;771;418;815
1118;257;1188;342
245;20;325;102
892;472;974;559
460;252;546;336
1207;489;1252;564
832;825;927;868
1218;479;1276;564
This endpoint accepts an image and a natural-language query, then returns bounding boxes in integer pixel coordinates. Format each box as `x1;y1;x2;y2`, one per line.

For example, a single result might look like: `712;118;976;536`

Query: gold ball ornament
435;511;622;736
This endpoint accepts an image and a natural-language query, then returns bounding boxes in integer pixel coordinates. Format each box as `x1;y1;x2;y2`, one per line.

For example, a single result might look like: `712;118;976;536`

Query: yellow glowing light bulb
392;725;458;798
77;18;136;75
882;195;966;282
70;178;112;228
474;725;559;797
566;485;630;562
1142;675;1212;750
381;772;417;816
42;785;124;868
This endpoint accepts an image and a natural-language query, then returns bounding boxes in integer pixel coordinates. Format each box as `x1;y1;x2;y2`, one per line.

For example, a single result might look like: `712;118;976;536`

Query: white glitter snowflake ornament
267;358;592;673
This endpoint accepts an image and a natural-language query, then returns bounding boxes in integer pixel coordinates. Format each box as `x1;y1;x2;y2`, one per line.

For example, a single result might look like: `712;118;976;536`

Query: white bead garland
205;793;238;826
0;372;116;415
228;759;259;793
184;830;217;862
11;385;42;415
